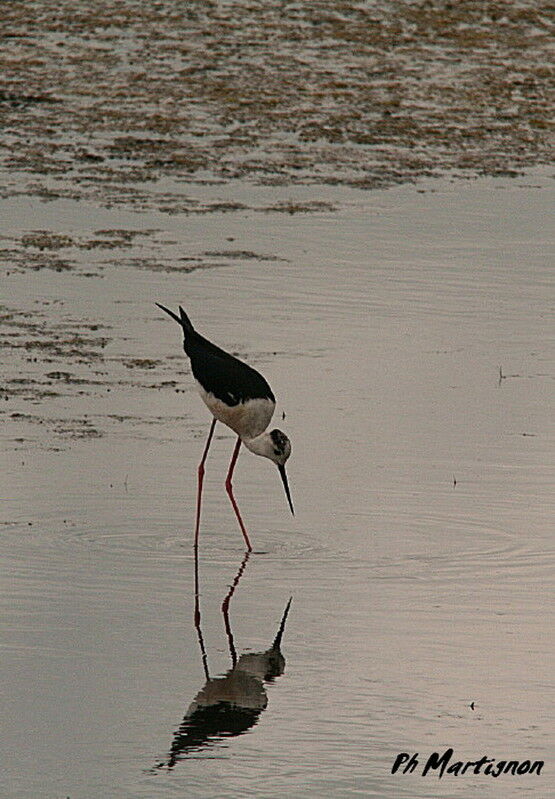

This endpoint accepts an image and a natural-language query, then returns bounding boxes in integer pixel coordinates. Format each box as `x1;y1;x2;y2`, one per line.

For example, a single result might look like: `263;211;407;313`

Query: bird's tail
178;306;194;333
156;303;196;355
156;303;195;333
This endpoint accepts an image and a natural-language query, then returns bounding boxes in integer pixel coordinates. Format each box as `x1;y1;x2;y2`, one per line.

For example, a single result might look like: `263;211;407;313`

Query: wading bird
156;304;293;550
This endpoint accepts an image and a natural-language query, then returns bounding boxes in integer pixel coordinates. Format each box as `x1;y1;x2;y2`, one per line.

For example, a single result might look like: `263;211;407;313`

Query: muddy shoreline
1;0;553;212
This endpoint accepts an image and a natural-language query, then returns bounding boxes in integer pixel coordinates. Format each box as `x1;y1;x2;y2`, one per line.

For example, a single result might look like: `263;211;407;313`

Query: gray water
2;170;553;798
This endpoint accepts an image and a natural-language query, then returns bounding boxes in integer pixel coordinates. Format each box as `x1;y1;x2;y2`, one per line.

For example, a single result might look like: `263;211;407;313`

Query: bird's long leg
221;550;251;669
225;436;253;551
193;541;209;681
194;418;216;548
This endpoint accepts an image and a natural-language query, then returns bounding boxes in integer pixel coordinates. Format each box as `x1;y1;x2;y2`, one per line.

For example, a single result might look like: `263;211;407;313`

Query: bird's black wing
188;336;275;406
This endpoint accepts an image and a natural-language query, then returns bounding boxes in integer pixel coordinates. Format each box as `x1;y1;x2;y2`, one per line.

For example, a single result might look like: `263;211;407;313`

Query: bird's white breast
196;381;275;439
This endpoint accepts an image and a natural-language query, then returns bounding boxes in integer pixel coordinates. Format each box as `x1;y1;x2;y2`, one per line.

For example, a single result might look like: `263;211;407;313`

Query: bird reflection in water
156;549;291;768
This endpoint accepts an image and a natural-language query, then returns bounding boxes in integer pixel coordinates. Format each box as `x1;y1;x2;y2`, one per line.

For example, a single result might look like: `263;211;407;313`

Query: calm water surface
2;172;554;798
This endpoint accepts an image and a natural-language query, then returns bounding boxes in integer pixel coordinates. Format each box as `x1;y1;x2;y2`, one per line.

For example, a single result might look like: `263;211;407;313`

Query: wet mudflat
1;0;553;203
1;2;554;798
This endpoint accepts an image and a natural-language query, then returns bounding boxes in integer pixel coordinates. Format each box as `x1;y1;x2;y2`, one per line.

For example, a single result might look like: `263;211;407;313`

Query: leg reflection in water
154;548;292;768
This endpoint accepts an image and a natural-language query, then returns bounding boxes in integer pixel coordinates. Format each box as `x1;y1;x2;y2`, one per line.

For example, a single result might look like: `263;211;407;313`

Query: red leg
221;550;250;669
194;418;216;548
193;541;209;680
225;436;252;551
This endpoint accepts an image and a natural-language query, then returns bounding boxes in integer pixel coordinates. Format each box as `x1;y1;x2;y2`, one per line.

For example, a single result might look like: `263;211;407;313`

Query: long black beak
155;302;182;326
278;464;294;516
272;596;292;651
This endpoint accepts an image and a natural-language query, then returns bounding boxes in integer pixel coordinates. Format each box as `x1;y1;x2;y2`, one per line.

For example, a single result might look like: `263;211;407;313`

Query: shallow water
1;167;553;797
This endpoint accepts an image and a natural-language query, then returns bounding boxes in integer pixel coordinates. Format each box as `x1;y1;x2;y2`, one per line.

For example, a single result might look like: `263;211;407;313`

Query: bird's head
267;429;292;466
243;429;293;515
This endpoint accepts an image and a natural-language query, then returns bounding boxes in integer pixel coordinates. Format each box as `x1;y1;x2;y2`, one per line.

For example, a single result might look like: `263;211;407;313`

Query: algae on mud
1;0;553;210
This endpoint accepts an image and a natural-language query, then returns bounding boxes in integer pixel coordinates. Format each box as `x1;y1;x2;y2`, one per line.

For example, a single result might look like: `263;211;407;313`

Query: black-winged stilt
156;304;293;551
158;574;291;767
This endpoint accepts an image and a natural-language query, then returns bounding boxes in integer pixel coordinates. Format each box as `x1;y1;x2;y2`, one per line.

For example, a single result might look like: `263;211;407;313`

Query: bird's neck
242;433;271;458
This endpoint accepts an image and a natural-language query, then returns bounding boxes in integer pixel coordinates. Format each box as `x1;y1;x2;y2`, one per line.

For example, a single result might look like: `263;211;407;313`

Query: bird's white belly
196;382;275;439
